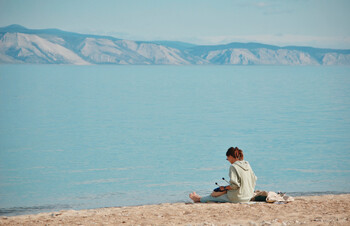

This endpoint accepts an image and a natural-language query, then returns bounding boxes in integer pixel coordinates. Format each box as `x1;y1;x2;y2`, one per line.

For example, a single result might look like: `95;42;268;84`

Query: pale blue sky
0;0;349;48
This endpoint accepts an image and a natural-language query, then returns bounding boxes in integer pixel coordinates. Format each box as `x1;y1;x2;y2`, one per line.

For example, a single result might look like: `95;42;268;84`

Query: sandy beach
1;194;349;225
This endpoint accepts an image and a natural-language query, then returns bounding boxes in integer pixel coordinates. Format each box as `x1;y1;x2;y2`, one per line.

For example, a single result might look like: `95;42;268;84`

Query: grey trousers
200;194;231;203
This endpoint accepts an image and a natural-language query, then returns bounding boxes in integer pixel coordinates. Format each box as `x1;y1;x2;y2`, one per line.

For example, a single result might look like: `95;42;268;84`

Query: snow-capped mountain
0;32;89;64
1;25;349;65
186;42;350;65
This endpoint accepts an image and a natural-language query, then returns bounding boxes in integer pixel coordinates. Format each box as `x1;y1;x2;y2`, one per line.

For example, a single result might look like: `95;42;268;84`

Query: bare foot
189;192;201;203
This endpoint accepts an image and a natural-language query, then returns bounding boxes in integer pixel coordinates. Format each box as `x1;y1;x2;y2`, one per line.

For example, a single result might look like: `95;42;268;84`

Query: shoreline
1;194;350;225
2;191;349;217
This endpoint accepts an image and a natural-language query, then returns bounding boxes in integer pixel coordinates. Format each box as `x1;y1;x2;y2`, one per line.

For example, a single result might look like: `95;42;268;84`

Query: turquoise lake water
1;65;350;216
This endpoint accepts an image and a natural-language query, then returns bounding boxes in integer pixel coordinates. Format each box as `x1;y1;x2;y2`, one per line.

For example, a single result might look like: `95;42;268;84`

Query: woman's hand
225;185;232;190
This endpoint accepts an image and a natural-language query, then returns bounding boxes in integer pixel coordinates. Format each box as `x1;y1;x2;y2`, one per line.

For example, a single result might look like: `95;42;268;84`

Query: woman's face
226;155;237;164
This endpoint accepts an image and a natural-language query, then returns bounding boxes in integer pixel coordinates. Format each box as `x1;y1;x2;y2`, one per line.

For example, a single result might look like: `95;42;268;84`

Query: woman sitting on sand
189;147;257;203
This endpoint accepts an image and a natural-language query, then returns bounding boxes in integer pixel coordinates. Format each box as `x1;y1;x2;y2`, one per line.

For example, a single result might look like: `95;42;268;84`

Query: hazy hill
1;25;349;65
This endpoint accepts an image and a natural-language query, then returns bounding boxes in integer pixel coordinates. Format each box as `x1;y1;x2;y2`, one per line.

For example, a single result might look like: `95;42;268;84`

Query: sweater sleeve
229;165;240;190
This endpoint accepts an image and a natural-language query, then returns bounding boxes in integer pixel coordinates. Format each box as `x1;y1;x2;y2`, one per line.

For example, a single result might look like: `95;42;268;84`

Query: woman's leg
189;192;201;202
200;193;230;203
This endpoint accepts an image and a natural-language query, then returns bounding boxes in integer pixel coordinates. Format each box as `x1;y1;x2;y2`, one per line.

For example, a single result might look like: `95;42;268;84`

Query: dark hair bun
226;147;244;160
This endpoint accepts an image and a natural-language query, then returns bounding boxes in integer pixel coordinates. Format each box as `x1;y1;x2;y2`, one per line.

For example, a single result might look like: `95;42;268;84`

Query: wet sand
1;194;349;225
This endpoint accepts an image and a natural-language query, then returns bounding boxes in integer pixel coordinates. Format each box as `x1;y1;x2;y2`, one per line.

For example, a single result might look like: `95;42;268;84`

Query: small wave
0;204;71;216
74;178;123;185
67;167;130;173
283;168;350;173
146;181;193;187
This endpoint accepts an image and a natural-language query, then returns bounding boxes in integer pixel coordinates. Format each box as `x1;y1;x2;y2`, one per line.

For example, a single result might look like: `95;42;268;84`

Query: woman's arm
210;186;232;197
229;165;240;190
211;190;227;197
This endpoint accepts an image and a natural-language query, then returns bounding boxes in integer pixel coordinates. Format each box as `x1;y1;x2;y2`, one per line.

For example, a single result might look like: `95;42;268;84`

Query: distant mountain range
1;24;349;65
